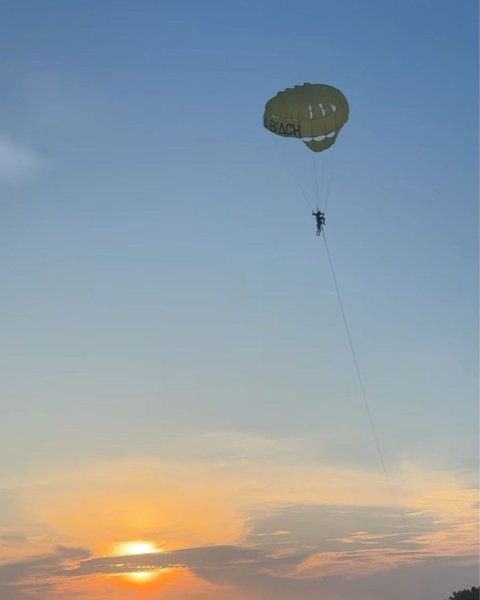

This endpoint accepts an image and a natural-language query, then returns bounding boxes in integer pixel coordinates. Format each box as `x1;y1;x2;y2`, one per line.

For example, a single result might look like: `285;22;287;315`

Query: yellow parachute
263;83;349;152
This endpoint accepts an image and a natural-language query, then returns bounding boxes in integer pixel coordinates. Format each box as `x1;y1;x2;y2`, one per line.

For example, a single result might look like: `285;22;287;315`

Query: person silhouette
312;210;326;235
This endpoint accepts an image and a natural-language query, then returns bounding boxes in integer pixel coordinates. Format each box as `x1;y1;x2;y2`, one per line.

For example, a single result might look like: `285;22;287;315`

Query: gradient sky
0;1;478;599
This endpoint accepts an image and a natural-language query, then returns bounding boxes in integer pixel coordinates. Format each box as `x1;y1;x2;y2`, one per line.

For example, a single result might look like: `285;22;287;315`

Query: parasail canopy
264;83;349;152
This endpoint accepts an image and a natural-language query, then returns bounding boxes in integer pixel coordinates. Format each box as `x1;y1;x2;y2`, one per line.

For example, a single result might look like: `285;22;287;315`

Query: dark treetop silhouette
446;587;479;600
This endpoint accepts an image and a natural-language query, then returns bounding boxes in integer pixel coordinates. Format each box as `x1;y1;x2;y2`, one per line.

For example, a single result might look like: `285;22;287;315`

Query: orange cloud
1;438;477;597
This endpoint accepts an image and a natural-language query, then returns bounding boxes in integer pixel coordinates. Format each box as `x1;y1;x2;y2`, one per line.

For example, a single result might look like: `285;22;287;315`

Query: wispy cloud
0;450;477;599
0;546;90;600
0;531;28;546
1;528;477;600
0;135;43;182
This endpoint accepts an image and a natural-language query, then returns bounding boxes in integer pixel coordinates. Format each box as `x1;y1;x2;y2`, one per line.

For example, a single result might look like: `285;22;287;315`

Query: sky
0;1;478;598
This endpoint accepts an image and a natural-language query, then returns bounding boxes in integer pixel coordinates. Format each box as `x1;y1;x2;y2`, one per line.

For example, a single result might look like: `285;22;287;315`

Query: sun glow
126;570;160;583
113;540;165;584
115;540;161;556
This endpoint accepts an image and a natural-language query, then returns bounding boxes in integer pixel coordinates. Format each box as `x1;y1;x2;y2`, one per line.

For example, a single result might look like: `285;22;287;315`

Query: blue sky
0;1;478;599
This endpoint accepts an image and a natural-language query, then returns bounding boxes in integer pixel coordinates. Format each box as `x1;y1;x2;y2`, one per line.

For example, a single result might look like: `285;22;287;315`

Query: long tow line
320;229;407;527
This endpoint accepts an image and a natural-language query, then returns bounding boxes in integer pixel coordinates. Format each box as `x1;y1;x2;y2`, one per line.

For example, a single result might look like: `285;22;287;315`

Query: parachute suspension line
310;146;333;214
323;154;335;214
299;187;315;213
294;181;315;213
311;151;322;211
321;231;398;508
323;172;333;213
273;143;315;212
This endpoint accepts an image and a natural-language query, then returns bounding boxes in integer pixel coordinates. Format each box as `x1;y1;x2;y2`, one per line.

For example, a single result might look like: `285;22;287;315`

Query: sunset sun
116;541;159;556
113;541;166;583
